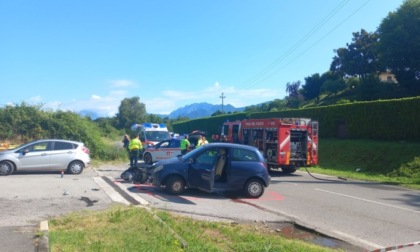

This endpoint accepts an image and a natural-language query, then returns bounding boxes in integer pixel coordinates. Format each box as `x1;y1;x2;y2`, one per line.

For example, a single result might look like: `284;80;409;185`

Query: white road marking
94;168;104;177
316;188;420;214
111;176;150;205
93;168;151;205
278;181;298;186
93;177;130;205
331;230;384;250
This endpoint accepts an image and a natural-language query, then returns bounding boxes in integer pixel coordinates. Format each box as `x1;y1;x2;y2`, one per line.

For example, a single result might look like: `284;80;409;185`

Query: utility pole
219;92;226;113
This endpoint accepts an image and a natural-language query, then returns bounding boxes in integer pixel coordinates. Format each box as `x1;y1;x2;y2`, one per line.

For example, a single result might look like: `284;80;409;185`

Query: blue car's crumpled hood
153;156;191;170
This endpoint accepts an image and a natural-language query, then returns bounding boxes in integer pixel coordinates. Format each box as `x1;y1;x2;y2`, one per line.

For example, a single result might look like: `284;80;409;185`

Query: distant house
378;71;398;83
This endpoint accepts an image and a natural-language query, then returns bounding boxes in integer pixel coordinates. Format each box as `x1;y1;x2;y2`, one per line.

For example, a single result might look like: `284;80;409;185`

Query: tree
286;81;300;99
286;81;303;108
211;110;224;116
377;0;420;90
319;71;347;95
330;29;379;78
356;75;385;101
244;105;261;113
302;73;323;101
267;99;287;111
147;114;163;124
116;97;147;131
322;79;346;95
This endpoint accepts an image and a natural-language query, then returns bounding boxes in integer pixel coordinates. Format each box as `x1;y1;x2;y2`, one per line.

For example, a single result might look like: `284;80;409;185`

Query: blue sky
0;0;404;117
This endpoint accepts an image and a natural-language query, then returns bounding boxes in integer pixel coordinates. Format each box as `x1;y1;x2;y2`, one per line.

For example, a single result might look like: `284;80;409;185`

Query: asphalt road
0;168;115;252
96;164;420;252
266;171;420;251
2;163;419;252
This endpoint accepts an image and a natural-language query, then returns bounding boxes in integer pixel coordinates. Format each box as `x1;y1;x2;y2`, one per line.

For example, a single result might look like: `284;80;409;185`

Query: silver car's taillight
82;146;90;154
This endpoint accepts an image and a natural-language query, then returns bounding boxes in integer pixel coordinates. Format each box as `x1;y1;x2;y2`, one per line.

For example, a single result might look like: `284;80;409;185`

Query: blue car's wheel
165;175;185;195
243;178;264;198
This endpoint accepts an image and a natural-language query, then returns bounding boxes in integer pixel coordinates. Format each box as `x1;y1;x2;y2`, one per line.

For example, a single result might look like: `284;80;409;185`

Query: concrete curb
37;220;49;252
34;172;140;252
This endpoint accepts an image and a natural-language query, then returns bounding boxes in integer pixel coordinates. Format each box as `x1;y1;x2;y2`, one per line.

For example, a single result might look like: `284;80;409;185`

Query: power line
238;0;350;90
252;0;373;85
237;0;372;91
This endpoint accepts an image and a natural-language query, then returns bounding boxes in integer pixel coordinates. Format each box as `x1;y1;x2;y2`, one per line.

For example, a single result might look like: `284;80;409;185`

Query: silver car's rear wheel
0;161;14;176
67;161;84;174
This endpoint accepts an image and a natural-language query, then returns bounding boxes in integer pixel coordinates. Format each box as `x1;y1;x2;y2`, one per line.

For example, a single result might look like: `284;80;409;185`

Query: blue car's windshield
181;147;203;161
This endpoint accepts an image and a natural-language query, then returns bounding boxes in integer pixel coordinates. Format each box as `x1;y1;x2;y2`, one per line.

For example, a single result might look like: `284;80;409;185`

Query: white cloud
161;90;197;101
143;97;178;115
109;79;137;88
205;82;221;91
62;90;130;117
45;101;63;111
29;96;42;103
36;80;280;117
143;82;280;114
109;90;129;97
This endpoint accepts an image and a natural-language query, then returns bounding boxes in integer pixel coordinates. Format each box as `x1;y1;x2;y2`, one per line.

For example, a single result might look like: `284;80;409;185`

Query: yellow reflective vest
129;138;142;150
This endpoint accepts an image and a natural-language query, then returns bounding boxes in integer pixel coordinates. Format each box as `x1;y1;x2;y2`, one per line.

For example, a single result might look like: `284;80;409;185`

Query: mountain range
79;102;247;120
165;102;245;119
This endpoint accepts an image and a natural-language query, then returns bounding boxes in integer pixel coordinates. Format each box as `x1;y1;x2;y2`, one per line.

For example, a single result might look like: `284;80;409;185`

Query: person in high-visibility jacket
129;134;143;167
196;136;208;147
180;134;190;155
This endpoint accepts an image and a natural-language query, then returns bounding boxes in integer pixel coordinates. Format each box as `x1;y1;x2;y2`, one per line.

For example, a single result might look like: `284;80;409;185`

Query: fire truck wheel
282;167;297;174
243;178;265;198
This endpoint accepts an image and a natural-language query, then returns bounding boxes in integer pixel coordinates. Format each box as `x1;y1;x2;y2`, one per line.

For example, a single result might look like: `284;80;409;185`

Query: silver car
0;139;91;175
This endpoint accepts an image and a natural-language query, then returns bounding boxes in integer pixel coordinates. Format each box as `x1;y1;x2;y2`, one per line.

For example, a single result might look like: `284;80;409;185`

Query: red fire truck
221;118;318;173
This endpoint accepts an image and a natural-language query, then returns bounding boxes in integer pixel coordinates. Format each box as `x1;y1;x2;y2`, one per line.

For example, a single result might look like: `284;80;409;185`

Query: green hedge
173;96;420;141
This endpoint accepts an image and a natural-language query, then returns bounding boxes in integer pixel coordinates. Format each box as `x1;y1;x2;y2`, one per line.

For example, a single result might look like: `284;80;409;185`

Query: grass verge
49;206;336;252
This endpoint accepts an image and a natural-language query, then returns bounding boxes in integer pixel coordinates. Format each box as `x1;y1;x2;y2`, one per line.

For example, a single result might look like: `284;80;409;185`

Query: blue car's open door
188;149;219;192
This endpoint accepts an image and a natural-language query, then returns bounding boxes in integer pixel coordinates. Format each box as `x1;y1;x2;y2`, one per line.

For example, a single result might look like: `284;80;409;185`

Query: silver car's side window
26;142;51;152
54;141;75;150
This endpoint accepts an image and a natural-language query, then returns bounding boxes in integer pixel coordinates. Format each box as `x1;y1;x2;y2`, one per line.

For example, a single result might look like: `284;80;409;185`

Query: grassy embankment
47;138;419;251
314;138;420;189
